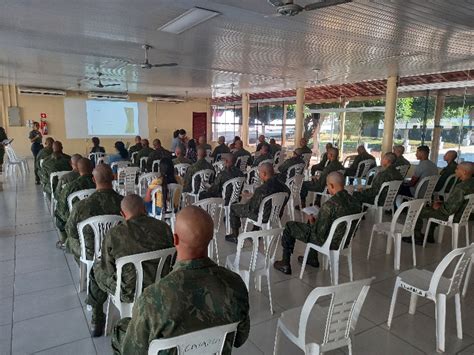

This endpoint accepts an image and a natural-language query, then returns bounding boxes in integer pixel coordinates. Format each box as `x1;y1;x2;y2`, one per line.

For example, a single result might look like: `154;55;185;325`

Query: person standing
29;122;43;184
0;127;8;173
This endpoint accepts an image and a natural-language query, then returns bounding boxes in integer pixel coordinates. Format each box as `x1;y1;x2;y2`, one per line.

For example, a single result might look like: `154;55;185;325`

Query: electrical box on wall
8;106;21;126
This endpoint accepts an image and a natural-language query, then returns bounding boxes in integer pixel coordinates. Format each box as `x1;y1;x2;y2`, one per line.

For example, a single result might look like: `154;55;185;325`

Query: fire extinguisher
40;119;48;135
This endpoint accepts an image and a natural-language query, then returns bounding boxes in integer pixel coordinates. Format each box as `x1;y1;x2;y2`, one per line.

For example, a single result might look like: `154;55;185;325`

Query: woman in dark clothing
185;139;198;163
28;122;43;184
90;137;106;154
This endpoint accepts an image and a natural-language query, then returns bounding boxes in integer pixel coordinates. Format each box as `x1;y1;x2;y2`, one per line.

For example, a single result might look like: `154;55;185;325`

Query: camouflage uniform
282;190;362;262
301;160;344;201
199;166;244;204
0;129;7;167
129;143;143;156
300;145;312;154
311;152;328;175
435;161;457;192
252;152;273;167
39;154;72;199
344;152;376;177
230;176;290;231
393;155;410;168
86;215;174;324
112;257;250;355
353;165;402;206
233;148;252;166
34;147;53;181
269;143;282;157
183;158;215;193
276;156;305;182
65;189;123;261
415;177;474;238
134;147;154;167
54;170;79;199
211;143;230;160
198;143;212;151
54;174;96;243
146;147;173;172
172;156;193;165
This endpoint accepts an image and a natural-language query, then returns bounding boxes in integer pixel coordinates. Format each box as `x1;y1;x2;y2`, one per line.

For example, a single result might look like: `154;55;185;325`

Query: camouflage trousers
111;318;131;355
282;221;320;262
85;268;111;323
352;191;375;206
300;180;323;202
229;203;258;231
54;213;68;243
65;236;82;262
415;208;450;239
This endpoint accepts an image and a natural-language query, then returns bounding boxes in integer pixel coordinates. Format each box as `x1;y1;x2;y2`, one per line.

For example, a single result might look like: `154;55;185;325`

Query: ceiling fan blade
150;63;178;68
103;83;121;87
267;0;288;7
304;0;352;11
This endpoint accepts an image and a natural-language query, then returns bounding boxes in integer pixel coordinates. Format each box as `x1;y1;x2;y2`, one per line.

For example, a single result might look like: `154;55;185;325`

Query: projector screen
64;98;149;138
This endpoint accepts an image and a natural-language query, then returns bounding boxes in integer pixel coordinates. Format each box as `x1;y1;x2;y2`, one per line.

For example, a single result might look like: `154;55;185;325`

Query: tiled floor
0;173;473;355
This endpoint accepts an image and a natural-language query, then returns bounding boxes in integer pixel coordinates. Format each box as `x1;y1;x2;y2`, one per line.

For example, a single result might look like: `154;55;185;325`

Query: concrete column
206;98;212;142
430;90;445;163
338;99;349;157
241;93;250;146
381;76;398;155
295;87;305;147
281;103;287;146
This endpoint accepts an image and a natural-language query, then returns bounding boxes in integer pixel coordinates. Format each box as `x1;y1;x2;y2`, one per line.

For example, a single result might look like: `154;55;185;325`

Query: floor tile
12;308;90;354
234;339;264;355
15;252;67;275
13;285;81;322
92;336;114;355
0;324;12;355
0;276;14;301
34;338;96;355
359;289;409;325
270;278;314;310
14;266;73;295
15;221;55;236
0;237;14;262
0;260;14;280
0;297;13;326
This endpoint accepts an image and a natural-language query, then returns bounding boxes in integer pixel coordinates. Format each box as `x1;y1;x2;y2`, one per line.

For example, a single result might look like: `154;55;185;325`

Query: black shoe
55;241;65;250
90;322;105;337
298;256;320;268
273;260;292;275
225;234;238;244
35;180;40;185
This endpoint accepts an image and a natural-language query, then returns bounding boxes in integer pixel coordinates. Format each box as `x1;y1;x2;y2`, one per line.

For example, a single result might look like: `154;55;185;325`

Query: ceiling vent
18;87;66;97
147;95;185;103
88;92;129;101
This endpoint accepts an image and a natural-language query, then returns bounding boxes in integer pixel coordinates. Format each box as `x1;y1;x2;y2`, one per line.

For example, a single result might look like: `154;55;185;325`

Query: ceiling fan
128;44;178;69
266;0;352;17
94;72;120;88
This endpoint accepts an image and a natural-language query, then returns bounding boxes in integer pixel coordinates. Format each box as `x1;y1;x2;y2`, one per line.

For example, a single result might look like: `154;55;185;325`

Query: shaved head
197;146;207;159
258;162;274;182
77;158;93;175
458;162;474;176
444;150;457;162
93;164;114;184
327;171;344;187
45;137;55;147
174;206;214;260
121;194;146;219
71;154;82;165
52;141;63;153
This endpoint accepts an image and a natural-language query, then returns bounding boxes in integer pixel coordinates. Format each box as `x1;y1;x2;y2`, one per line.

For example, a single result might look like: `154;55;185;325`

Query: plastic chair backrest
77;215;124;260
321;213;365;252
137;173;159;196
139;157;148;170
273;150;281;165
355;159;375;178
213;161;225;174
428;244;474;298
88;152;105;162
111;161;130;172
236;155;249;172
245;167;260;185
258;159;273;167
151;160;160;173
391;199;425;236
286;175;304;198
256;192;288;226
373;180;402;210
439;174;458;196
286;163;305;181
343;155;356;168
234;228;284;272
193;198;224;234
50;171;70;193
131;151;138;165
302;153;312;167
67;188;96;211
115;247;176;305
414;175;439;200
147;322;239;355
174;163;190;177
222;177;245;206
206;149;212;157
396;164;410;178
191;169;215;195
96;156;107;165
117;167;140;189
459;194;474;224
298;278;374;352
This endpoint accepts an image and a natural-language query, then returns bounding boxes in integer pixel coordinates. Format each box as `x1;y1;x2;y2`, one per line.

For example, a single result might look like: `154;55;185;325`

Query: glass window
211;105;242;143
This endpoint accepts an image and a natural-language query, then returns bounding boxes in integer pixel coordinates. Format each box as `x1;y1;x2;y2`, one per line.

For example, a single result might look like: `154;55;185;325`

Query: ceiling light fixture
158;7;220;34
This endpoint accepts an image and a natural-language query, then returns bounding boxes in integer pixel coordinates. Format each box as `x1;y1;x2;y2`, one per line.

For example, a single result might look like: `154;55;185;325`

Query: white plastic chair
174;163;190;178
243;192;288;232
88;152;105;164
67;188;96;212
4;146;28;177
244;166;261;193
96;156;107;165
148;322;239;355
343;154;356;168
130;151;138;166
49;171;71;215
257;158;273;167
361;180;402;224
110;161;130;173
396;164;410;178
136;172;159;197
387;244;474;353
77;215;124;292
302;153;312;168
150;183;183;232
397;175;439;206
286;175;304;221
462;255;473;297
194;198;224;265
114;167;140;196
213;160;225;175
423;194;474;249
188;169;215;204
151;159;160;173
286;163;305;182
346;159;375;187
139;157;148;171
104;247;176;335
434;174;458;201
273;277;374;355
299;212;365;285
273;150;281;165
226;228;284;314
222;177;245;234
367;199;425;270
236;155;250;173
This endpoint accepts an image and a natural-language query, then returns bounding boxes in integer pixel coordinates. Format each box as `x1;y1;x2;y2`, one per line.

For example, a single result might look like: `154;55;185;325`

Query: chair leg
347;250;353;282
213;237;220;266
273;322;280;355
330;254;339;286
465;224;470;246
79;263;87;292
438;225;445;244
387;278;400;328
452;224;459;249
299;245;311;279
367;228;376;260
411;233;417;267
394;234;401;270
408;293;418;315
267;273;274;315
454;293;463;339
423;221;432;248
463;259;472;297
435;294;447;353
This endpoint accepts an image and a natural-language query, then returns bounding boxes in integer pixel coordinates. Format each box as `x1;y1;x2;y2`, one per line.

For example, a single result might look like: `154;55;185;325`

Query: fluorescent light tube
159;7;220;34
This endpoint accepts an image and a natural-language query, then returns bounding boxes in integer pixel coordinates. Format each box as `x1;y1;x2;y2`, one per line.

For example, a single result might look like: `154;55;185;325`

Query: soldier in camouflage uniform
54;154;82;199
39;141;72;200
276;148;305;182
35;137;54;183
128;135;142;156
344;145;376;178
172;146;193;165
299;137;312;155
311;143;333;175
183;147;214;193
55;158;96;247
300;147;344;207
112;206;250;355
199;153;244;204
251;143;273;167
65;164;123;262
197;135;212;152
353;152;402;206
232;139;252;167
405;162;474;245
134;139;154;167
434;150;458;192
146;139;173;172
269;138;282;157
225;163;290;243
211;136;231;161
86;194;174;337
274;172;362;274
392;145;411;168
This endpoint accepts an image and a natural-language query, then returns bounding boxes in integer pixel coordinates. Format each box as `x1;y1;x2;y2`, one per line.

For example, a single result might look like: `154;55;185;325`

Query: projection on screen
86;100;139;136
